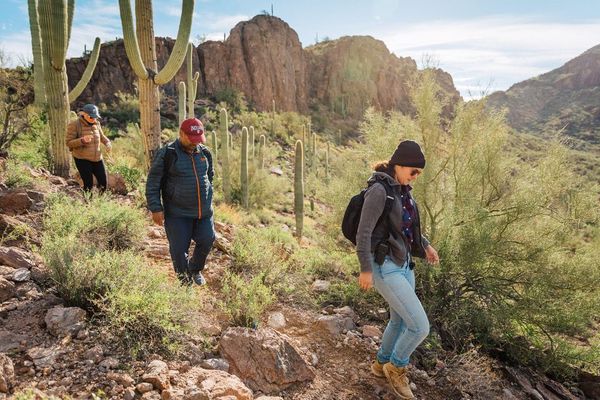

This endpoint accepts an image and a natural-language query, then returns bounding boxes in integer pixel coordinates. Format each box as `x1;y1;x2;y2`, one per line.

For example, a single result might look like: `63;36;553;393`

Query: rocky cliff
67;15;460;121
487;45;600;146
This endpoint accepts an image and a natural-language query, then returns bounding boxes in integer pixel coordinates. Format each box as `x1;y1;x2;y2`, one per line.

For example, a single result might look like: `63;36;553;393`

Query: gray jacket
356;172;430;273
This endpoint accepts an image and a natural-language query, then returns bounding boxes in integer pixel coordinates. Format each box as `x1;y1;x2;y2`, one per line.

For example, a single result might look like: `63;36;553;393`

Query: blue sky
2;0;600;99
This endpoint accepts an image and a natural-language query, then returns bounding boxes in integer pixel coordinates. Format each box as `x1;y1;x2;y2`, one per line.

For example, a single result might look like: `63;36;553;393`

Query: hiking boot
177;272;192;286
190;271;206;286
383;363;415;399
371;359;386;377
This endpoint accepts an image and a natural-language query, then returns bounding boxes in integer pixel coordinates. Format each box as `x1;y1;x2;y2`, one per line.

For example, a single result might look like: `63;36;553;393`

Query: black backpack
341;179;395;245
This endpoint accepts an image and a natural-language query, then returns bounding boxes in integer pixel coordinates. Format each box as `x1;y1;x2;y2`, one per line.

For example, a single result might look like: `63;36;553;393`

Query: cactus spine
294;140;304;239
186;42;199;118
219;108;231;203
258;134;266;170
118;0;194;168
241;127;249;209
36;0;101;177
177;81;186;127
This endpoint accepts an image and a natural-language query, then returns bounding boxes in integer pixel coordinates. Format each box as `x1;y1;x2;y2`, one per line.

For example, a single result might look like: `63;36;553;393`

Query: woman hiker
66;103;112;192
356;140;439;399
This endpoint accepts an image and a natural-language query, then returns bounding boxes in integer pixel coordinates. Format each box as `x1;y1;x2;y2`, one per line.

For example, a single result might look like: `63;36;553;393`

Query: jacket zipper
189;153;202;219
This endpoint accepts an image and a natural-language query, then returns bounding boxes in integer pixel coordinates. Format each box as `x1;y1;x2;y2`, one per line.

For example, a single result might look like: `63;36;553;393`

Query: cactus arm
294;140;304;238
66;0;74;45
68;37;101;102
28;0;46;106
241;127;249;208
178;81;186;127
118;0;149;79
154;0;195;85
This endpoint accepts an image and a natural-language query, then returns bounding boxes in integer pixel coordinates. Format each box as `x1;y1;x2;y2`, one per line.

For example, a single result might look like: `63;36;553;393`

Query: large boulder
44;306;87;337
220;327;314;394
0;190;33;215
0;353;15;393
0;246;37;270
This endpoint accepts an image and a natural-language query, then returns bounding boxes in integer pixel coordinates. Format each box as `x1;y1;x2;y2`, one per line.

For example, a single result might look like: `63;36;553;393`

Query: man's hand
151;211;164;226
358;271;373;290
425;245;440;265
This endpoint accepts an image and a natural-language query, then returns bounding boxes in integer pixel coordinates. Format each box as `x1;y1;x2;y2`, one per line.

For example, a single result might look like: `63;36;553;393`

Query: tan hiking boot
371;359;386;377
383;363;415;399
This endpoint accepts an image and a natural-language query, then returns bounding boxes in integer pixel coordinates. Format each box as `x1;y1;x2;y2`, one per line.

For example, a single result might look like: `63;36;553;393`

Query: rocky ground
0;166;598;400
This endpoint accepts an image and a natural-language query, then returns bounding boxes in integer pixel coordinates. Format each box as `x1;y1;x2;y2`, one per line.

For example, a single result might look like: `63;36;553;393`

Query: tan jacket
66;118;110;162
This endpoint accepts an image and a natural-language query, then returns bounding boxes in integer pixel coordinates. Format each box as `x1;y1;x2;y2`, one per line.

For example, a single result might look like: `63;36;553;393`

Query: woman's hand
81;135;92;144
358;271;373;290
425;245;440;265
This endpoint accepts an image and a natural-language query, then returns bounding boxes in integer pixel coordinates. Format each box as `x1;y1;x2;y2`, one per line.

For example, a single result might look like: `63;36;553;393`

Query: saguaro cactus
210;130;218;162
219;108;231;203
311;131;317;173
294;140;304;239
119;0;194;168
186;42;199;118
249;126;255;159
36;0;101;177
177;81;186;127
27;0;45;107
258;134;266;170
241;127;249;209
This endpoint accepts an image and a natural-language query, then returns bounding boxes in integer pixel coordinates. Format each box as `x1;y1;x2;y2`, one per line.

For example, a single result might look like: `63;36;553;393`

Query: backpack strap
161;142;177;189
377;180;395;235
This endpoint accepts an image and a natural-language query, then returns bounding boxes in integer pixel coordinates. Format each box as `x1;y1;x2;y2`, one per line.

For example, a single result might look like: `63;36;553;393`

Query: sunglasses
410;169;422;177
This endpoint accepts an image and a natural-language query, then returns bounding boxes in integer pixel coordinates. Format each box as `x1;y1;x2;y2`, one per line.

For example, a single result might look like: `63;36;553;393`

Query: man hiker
145;118;215;286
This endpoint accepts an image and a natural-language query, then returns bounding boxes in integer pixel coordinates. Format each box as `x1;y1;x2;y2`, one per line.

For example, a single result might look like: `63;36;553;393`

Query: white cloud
375;16;600;98
198;14;249;32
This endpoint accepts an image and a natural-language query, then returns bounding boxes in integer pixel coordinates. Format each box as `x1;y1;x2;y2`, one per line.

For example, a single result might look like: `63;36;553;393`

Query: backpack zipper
189;153;202;219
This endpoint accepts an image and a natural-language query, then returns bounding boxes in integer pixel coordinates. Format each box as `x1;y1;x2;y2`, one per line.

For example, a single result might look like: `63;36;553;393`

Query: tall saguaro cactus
27;0;45;107
186;42;199;118
210;130;218;162
240;127;249;209
258;134;266;170
249;126;255;159
294;140;304;239
219;108;231;203
35;0;101;177
119;0;194;168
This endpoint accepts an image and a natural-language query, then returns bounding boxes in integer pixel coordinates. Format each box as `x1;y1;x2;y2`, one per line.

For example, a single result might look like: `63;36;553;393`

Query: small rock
502;388;518;400
44;306;86;337
136;382;154;393
311;353;319;366
269;167;283;176
83;345;103;363
0;191;33;215
361;325;382;338
412;368;429;380
315;315;356;336
333;306;356;319
124;388;136;400
12;268;31;282
0;247;36;270
107;372;134;387
27;346;61;368
311;279;330;292
410;382;417;391
0;278;15;302
199;358;229;372
267;312;286;330
0;354;15;393
99;357;119;369
143;360;169;390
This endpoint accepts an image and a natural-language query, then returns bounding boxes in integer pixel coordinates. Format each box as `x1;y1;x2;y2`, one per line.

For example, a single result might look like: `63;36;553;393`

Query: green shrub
319;280;387;320
219;271;274;328
41;193;195;356
3;158;34;188
8;116;51;169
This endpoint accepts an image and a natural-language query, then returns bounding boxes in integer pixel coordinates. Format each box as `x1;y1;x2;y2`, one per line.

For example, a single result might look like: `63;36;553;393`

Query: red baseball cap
180;118;206;144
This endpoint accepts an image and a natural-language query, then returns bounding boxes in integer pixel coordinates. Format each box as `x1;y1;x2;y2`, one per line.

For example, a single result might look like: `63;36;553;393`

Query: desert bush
41;193;194;355
3;158;34;188
99;91;140;127
219;271;274;328
8;116;51;169
325;71;600;376
110;123;147;170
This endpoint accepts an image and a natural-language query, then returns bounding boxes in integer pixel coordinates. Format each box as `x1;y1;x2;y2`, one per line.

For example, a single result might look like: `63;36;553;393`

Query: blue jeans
164;216;215;275
372;256;430;367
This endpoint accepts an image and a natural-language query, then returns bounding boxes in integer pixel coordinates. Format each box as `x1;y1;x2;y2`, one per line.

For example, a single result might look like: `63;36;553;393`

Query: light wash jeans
372;255;430;367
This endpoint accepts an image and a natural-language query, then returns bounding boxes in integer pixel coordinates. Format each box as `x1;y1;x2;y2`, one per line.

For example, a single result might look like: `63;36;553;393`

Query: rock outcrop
66;15;460;121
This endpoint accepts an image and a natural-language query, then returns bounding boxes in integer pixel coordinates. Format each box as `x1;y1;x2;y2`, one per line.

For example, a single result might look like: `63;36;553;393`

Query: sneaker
177;272;192;286
383;363;415;399
190;271;206;286
371;359;386;377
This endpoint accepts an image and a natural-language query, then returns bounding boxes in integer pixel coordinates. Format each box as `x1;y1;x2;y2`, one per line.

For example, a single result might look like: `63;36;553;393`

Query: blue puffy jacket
145;140;214;219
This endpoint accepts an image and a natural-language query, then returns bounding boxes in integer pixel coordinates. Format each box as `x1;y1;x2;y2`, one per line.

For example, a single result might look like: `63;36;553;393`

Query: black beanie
389;140;426;168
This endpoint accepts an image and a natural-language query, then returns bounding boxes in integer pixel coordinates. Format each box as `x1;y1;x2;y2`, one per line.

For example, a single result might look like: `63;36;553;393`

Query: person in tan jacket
66;104;112;192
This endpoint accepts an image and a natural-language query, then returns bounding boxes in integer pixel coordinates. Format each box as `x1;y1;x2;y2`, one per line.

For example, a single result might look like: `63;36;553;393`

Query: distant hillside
487;45;600;149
